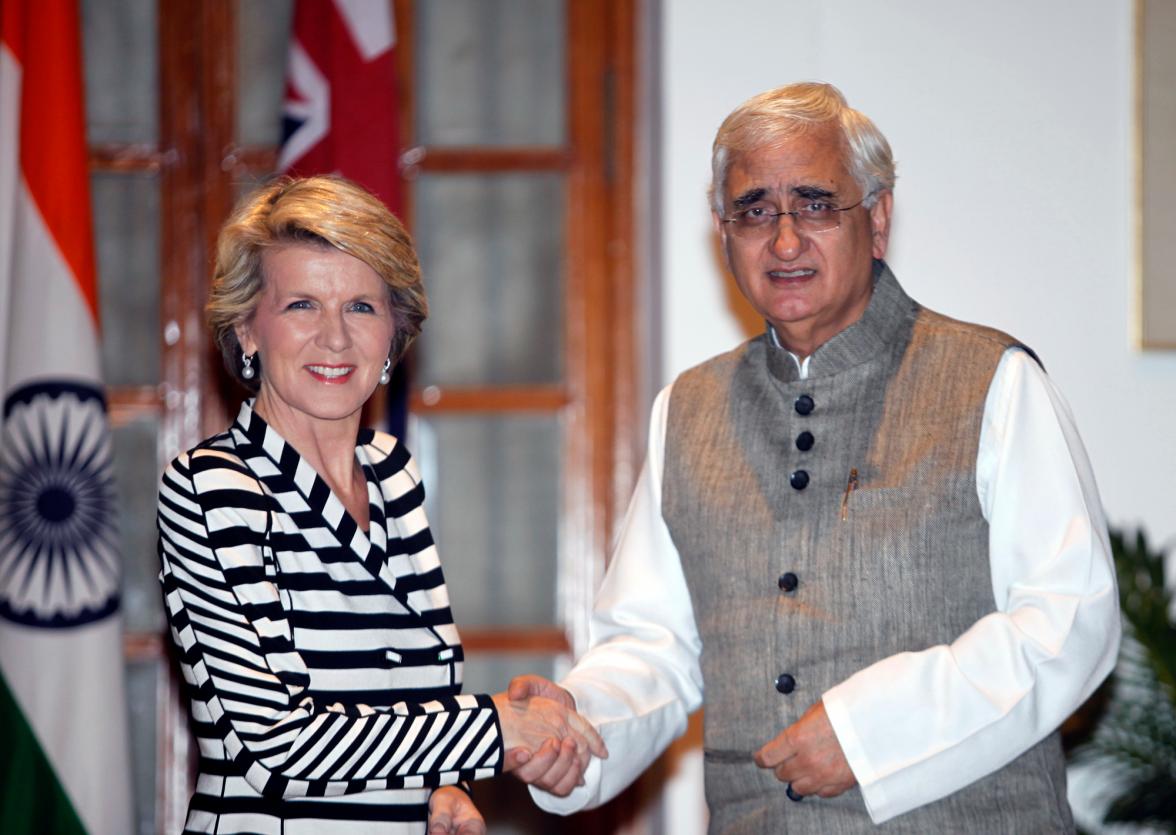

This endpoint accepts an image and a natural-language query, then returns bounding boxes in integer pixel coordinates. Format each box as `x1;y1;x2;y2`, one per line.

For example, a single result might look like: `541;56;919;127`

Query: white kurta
532;348;1120;823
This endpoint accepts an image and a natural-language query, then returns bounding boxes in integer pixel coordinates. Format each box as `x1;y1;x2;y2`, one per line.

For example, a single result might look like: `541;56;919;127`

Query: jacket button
790;470;809;490
775;673;796;694
795;430;814;452
778;572;799;593
794;394;815;416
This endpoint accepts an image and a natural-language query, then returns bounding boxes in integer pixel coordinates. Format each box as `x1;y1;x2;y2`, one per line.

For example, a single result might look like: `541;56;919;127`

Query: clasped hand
491;675;608;796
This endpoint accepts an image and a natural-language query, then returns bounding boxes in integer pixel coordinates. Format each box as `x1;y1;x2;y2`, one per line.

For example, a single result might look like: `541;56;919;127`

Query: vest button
775;673;796;694
778;572;799;592
795;430;814;451
794;394;815;416
790;470;810;490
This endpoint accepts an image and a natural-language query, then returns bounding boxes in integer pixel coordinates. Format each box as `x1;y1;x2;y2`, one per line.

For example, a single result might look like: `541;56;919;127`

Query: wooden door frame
92;1;646;829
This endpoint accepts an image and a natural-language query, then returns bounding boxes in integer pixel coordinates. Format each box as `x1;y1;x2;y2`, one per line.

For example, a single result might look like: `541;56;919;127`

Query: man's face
714;124;892;357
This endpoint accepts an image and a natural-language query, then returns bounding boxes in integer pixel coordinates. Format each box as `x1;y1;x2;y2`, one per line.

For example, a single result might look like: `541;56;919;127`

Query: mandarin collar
764;260;917;384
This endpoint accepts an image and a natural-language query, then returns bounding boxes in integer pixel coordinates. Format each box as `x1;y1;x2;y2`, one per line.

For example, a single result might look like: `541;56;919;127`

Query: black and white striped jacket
157;401;502;834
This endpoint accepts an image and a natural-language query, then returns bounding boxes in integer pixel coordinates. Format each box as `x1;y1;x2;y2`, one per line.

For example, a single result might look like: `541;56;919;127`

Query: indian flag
0;1;133;833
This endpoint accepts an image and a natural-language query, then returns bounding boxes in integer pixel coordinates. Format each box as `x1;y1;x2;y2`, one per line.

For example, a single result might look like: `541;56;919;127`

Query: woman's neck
252;392;362;493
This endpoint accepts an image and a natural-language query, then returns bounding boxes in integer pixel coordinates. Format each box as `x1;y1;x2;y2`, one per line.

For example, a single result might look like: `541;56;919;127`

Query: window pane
236;0;295;147
82;0;158;144
92;173;161;387
126;660;158;835
415;0;565;147
414;174;564;386
416;414;559;626
113;415;163;633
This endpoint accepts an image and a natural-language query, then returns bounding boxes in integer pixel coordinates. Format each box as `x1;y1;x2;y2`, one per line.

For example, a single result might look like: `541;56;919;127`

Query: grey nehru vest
662;264;1073;834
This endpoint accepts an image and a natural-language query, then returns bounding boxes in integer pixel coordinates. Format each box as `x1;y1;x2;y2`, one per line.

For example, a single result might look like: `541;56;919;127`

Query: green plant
1071;529;1176;831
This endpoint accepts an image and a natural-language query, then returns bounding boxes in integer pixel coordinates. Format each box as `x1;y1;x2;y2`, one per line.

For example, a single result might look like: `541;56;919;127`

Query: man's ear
868;191;893;260
713;210;735;272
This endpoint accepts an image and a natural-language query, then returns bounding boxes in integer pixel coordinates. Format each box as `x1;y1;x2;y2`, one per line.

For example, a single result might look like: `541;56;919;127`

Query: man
508;82;1120;831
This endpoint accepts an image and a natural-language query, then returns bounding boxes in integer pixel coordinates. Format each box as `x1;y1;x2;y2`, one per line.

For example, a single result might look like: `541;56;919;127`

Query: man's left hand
753;700;856;799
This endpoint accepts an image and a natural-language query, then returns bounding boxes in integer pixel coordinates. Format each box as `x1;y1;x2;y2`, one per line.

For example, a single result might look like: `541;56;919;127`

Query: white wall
655;2;1173;831
660;0;1176;549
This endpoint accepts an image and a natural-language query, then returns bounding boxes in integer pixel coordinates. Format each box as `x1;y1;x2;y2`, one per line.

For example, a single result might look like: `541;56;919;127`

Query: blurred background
10;0;1176;832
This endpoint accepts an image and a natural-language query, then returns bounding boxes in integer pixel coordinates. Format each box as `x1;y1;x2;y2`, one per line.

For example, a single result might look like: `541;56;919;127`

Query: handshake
491;674;608;797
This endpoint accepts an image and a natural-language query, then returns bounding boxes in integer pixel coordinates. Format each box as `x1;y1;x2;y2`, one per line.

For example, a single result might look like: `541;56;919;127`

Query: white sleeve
529;384;705;814
822;348;1121;823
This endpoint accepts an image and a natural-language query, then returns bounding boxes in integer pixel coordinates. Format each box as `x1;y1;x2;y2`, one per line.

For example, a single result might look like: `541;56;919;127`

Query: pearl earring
380;358;392;385
241;352;256;380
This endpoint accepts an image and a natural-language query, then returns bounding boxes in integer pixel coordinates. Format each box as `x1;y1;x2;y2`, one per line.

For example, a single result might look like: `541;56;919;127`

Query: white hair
709;82;897;215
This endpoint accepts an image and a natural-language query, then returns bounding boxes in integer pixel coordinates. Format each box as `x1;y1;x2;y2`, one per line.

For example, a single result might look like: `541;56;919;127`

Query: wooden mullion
605;0;641;544
157;2;209;831
408;146;570;174
88;143;166;173
410;384;567;413
107;385;163;426
159;0;206;460
567;4;642;831
459;627;570;654
107;385;163;406
124;631;166;662
225;144;278;177
198;2;238;437
230;144;568;180
394;0;415;228
563;0;613;660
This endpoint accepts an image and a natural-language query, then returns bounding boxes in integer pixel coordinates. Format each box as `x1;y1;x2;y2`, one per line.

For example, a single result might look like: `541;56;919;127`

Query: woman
157;176;603;834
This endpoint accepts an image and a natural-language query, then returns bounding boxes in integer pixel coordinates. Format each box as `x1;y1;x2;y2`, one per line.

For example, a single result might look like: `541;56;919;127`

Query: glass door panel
414;173;565;387
92;173;162;387
415;0;566;147
418;413;561;627
110;416;163;633
236;0;294;147
81;0;159;144
125;659;159;835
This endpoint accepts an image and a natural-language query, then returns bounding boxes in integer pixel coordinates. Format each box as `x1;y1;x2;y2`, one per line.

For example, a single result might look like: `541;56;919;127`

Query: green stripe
0;669;87;834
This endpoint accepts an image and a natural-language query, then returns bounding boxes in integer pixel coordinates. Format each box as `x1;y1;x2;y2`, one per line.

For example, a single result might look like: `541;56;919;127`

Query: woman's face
235;243;396;432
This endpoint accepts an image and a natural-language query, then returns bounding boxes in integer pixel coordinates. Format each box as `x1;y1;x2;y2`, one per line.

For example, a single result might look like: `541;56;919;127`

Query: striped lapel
230;401;403;598
364;434;460;647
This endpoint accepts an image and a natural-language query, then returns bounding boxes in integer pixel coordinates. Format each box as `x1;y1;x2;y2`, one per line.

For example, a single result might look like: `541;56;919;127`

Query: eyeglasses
721;197;869;239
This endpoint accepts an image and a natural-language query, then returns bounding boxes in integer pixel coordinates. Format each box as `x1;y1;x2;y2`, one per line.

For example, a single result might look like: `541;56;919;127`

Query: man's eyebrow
731;188;767;209
792;185;837;201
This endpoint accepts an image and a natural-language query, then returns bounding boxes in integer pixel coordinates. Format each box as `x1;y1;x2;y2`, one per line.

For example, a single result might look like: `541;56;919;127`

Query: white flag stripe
0;619;129;835
275;41;329;173
3;176;100;392
0;46;18;365
333;0;395;61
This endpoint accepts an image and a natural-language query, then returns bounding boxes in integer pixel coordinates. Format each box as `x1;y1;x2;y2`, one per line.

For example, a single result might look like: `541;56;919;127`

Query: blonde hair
710;82;896;214
206;175;427;391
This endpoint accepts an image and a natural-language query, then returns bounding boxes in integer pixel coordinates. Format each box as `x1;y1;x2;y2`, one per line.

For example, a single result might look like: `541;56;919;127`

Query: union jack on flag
280;0;402;216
